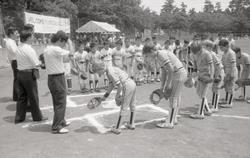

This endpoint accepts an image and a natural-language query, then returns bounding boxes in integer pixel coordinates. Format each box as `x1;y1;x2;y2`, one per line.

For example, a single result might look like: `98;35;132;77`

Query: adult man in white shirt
5;27;19;101
15;31;47;124
44;31;74;134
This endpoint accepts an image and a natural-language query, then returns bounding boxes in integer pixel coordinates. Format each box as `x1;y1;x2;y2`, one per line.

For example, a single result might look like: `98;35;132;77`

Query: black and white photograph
0;0;250;157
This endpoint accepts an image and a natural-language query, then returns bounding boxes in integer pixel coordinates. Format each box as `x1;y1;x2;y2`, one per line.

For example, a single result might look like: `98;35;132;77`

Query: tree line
1;0;250;36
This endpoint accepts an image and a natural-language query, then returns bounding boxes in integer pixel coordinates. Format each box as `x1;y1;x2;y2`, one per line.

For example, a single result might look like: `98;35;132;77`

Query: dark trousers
48;73;67;131
15;71;43;122
11;60;18;101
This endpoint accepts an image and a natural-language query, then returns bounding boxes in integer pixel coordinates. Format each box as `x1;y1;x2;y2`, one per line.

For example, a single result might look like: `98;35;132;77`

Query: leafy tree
203;0;214;13
161;0;176;14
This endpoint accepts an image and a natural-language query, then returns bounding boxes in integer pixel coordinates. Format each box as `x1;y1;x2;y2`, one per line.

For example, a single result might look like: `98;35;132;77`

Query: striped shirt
157;49;183;72
106;66;129;85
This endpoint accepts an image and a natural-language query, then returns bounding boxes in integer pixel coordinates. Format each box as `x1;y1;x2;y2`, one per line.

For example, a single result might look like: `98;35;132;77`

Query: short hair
7;27;17;37
175;40;180;46
142;43;155;54
190;41;202;53
115;39;122;45
103;41;109;46
218;39;229;47
169;36;175;40
152;36;156;40
89;42;96;49
184;40;189;44
202;40;214;48
144;37;151;42
20;31;32;43
135;36;141;41
51;30;68;43
23;24;34;32
233;47;241;53
164;40;170;45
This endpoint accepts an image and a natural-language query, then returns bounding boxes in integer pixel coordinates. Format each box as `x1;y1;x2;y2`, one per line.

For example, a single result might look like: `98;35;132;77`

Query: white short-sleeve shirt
5;38;18;61
44;45;70;75
16;43;40;70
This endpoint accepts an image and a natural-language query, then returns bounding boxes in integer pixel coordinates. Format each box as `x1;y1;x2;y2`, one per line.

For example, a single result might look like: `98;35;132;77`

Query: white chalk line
68;91;116;99
40;95;116;110
180;111;250;120
21;104;169;133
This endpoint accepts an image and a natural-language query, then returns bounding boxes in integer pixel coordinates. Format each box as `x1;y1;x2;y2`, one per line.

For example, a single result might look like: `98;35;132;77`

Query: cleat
110;127;121;134
124;122;135;130
189;113;205;119
52;128;69;134
156;122;174;129
210;108;219;113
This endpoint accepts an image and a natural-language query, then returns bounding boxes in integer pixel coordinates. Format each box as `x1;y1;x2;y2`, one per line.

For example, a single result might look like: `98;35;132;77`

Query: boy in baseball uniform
100;41;113;89
234;47;250;101
152;36;162;82
143;44;187;128
219;39;238;108
189;41;214;119
125;40;136;79
91;61;136;134
86;42;101;93
203;40;224;112
133;37;144;85
74;44;88;93
112;40;126;70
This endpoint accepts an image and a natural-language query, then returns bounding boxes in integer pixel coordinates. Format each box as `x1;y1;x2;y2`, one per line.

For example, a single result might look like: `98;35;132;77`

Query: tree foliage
1;0;250;35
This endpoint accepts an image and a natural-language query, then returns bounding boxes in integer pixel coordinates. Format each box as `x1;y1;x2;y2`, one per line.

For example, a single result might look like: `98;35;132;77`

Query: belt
174;67;184;73
48;73;64;77
18;69;33;72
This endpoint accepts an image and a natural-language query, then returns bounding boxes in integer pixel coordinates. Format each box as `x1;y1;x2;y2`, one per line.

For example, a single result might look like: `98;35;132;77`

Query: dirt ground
0;39;250;158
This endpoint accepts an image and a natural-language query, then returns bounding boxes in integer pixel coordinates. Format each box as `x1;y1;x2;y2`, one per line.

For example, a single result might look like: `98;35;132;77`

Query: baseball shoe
52;128;69;134
124;122;135;130
210;108;219;113
110;127;121;134
156;122;174;129
156;78;161;82
189;113;205;119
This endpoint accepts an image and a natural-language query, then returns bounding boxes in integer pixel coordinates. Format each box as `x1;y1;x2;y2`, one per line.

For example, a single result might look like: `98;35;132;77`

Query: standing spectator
44;31;74;134
5;27;19;101
15;31;47;123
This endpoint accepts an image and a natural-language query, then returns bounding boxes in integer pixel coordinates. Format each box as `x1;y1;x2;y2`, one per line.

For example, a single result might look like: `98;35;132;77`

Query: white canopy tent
76;21;120;34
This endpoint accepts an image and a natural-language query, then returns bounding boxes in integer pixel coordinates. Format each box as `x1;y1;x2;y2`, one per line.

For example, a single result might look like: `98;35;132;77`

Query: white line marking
68;91;116;98
40;100;115;110
180;111;250;120
212;114;250;120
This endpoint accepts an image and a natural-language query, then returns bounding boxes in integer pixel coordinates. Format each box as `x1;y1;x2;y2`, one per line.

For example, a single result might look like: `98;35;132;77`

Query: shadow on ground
6;103;16;111
28;124;52;133
74;126;100;134
0;97;13;103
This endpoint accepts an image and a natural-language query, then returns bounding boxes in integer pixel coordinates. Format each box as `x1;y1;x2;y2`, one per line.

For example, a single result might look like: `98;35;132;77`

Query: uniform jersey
236;52;250;67
210;50;222;75
157;49;184;72
112;47;126;68
100;48;113;67
222;49;237;76
86;51;101;63
154;43;162;50
193;49;213;77
74;50;88;63
134;44;143;56
106;66;129;85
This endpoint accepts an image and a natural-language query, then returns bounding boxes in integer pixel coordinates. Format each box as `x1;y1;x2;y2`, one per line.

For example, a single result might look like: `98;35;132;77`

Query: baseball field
0;39;249;158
